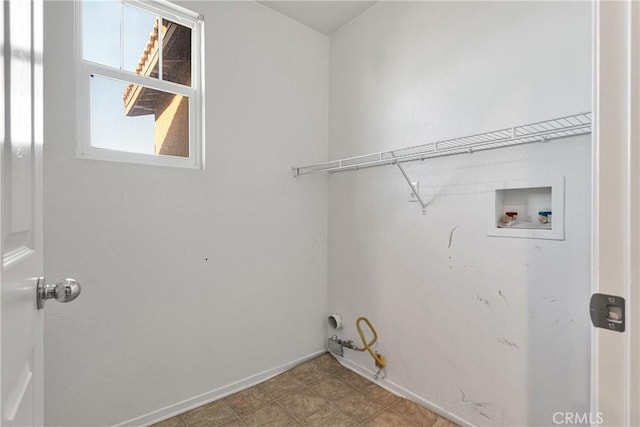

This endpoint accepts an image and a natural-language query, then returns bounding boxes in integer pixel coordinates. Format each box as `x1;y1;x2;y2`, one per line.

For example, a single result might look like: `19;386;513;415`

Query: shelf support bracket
391;152;428;214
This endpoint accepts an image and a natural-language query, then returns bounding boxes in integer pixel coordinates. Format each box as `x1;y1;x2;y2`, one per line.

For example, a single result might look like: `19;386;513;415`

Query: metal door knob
37;278;81;309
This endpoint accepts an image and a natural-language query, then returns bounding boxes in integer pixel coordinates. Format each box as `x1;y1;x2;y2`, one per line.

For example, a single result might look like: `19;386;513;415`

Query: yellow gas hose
353;316;386;369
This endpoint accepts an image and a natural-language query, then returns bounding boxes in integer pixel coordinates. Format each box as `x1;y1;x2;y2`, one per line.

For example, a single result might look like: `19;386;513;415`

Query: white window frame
75;0;204;169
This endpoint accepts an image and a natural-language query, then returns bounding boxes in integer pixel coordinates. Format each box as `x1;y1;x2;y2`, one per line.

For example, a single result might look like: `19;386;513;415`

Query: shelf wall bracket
391;152;428;214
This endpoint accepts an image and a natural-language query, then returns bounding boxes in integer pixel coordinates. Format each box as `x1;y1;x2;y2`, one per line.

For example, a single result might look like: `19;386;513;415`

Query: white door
1;1;44;425
1;2;81;424
592;1;640;426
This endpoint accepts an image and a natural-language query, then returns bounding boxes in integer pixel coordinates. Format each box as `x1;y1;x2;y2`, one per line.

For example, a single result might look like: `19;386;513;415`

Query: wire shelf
292;112;592;176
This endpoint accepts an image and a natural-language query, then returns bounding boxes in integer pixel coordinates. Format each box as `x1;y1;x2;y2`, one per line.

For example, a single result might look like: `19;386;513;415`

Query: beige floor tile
361;383;401;407
324;362;352;376
310;353;348;375
152;415;188;427
303;403;359;427
240;402;297;426
277;387;328;420
303;353;332;368
390;400;438;427
289;364;329;386
219;417;246;427
224;387;273;415
260;372;307;399
340;370;374;389
290;360;318;374
333;390;386;422
181;400;238;427
364;409;419;427
152;355;456;427
307;376;357;402
432;415;459;427
318;353;351;372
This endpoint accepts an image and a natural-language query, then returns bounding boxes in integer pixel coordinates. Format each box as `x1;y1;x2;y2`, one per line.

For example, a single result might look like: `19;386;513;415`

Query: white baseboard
114;349;327;427
334;355;474;427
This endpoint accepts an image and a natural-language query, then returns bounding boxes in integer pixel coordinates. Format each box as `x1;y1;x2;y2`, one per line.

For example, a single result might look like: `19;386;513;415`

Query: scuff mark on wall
498;290;510;307
460;389;499;422
448;225;458;249
529;245;542;253
476;294;491;307
497;337;520;350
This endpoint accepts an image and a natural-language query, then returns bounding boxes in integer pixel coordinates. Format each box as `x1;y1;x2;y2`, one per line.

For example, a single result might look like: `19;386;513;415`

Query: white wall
328;2;591;426
43;1;593;425
43;2;328;426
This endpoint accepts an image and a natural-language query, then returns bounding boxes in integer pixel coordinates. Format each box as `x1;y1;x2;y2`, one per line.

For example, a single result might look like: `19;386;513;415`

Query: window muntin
77;0;202;168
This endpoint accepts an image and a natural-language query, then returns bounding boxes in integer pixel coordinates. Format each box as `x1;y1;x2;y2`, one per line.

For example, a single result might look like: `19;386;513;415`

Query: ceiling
257;1;379;35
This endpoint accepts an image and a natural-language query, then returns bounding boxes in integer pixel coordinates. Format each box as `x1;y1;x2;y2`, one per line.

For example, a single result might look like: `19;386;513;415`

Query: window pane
83;0;120;68
124;4;158;76
161;19;191;86
91;75;189;158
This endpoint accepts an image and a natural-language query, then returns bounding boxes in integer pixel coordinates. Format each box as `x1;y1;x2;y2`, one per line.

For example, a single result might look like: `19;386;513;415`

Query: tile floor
152;352;459;427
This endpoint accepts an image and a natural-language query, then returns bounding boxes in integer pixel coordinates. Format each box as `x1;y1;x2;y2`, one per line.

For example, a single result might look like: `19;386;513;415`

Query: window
76;0;203;168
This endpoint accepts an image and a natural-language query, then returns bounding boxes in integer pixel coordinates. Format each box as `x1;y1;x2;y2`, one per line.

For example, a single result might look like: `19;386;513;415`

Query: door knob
37;278;81;309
